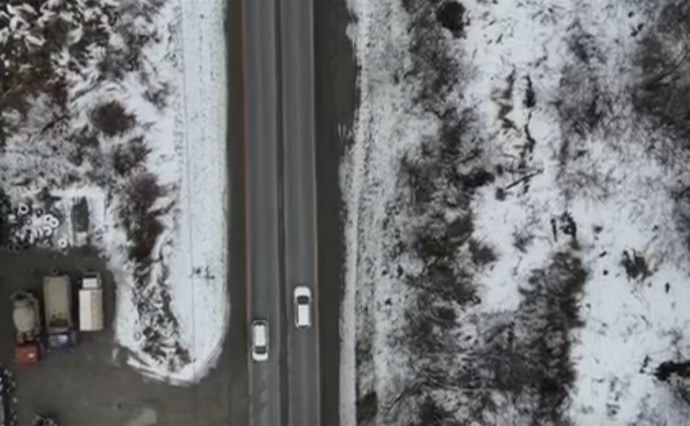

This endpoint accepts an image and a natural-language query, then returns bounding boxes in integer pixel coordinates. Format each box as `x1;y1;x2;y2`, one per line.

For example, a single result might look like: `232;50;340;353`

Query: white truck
78;273;103;332
43;275;76;349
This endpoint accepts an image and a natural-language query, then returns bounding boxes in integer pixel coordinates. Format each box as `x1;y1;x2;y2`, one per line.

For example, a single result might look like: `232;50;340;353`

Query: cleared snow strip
463;0;575;313
115;0;229;384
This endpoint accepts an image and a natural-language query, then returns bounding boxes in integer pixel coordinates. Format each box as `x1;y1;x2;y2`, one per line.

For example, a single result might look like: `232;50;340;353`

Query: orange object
15;343;40;365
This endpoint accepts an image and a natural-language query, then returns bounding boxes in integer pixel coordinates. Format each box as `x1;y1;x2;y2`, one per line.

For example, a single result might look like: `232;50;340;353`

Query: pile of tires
4;201;66;253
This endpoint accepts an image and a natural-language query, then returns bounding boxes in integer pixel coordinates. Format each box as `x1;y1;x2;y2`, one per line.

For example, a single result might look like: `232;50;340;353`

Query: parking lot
0;248;232;426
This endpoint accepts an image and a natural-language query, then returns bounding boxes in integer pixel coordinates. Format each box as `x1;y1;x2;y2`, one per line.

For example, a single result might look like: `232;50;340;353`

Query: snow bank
114;0;229;386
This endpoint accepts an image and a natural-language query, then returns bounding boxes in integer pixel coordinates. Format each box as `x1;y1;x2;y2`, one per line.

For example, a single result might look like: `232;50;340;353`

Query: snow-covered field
342;0;690;425
0;0;227;384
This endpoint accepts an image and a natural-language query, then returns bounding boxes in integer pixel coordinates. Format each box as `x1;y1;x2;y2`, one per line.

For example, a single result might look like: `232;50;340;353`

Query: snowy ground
0;0;228;384
342;0;690;425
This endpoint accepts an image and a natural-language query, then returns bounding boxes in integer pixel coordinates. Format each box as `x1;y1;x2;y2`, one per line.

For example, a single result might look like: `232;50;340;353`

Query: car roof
252;321;267;345
296;303;311;325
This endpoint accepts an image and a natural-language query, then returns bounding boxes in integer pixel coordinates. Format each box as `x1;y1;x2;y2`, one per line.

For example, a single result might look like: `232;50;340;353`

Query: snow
464;2;690;421
339;146;358;426
113;0;229;385
344;0;690;424
0;0;228;385
340;1;426;424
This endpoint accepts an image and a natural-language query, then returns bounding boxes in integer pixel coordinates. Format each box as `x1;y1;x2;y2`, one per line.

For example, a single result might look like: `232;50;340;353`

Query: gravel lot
0;249;232;426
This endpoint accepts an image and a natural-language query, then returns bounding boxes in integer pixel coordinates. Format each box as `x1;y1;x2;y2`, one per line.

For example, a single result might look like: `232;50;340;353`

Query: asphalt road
313;0;357;423
279;0;321;425
226;0;250;423
241;1;285;425
241;0;319;425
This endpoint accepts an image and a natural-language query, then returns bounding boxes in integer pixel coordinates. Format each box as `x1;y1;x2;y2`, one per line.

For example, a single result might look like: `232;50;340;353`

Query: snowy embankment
116;0;229;385
0;0;227;384
343;0;690;425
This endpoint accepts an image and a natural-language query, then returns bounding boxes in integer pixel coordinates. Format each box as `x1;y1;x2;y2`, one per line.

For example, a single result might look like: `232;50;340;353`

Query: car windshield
297;295;309;304
254;345;266;354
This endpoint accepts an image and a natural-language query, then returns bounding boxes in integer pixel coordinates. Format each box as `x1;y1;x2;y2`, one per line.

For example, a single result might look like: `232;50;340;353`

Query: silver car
251;320;269;362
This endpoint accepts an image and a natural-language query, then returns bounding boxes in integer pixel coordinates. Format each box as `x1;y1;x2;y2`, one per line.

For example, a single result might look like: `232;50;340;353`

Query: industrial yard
0;249;233;425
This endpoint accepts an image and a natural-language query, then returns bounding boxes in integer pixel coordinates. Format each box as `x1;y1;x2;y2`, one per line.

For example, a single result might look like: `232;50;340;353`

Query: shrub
620;249;651;281
90;101;136;137
118;173;164;264
357;391;378;425
436;1;466;38
113;136;151;177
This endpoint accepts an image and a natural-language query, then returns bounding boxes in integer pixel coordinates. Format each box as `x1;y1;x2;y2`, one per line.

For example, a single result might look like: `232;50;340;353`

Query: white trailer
43;275;76;348
79;273;103;332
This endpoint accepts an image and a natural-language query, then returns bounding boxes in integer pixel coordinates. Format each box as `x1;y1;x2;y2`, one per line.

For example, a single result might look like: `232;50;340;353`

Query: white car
251;320;269;362
293;286;312;328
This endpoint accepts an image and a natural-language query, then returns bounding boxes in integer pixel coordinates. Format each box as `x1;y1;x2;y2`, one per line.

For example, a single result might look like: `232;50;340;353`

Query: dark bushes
118;173;164;265
90;101;136;137
436;2;466;38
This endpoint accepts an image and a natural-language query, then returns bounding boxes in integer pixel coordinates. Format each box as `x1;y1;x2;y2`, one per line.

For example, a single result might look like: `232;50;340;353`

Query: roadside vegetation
352;0;586;424
346;0;690;425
